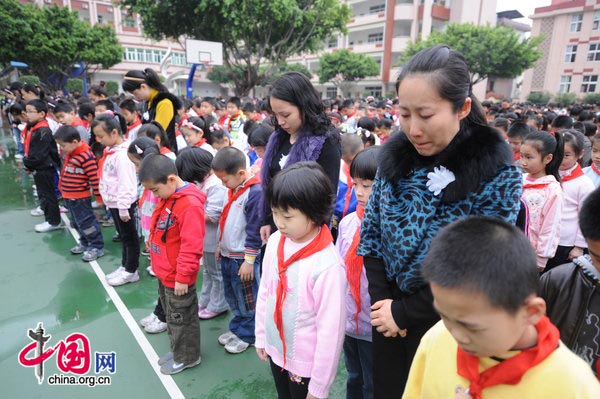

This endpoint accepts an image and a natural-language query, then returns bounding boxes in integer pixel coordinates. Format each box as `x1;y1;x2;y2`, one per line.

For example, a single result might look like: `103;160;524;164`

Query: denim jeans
109;204;140;273
198;252;228;313
344;335;374;399
220;256;260;344
33;169;61;225
65;198;104;250
12;127;24;155
158;281;200;364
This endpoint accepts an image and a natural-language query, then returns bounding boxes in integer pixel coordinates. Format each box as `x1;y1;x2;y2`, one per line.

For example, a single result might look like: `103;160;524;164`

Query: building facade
522;0;600;101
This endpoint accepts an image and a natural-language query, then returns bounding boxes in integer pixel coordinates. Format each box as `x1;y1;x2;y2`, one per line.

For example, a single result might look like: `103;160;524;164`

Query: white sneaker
218;331;237;346
224;336;250;354
14;153;24;159
144;317;167;334
107;269;140;286
59;205;68;213
34;221;63;233
146;265;156;277
140;312;157;327
30;206;44;216
106;266;125;279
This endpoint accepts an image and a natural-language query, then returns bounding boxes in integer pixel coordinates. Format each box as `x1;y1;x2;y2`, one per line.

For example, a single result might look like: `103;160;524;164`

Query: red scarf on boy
344;206;364;334
218;175;260;241
22;119;50;157
456;315;559;399
275;225;333;366
126;116;142;139
560;164;584;183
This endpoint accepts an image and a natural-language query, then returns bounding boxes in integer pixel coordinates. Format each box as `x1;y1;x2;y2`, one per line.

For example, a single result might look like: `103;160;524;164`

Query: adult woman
357;45;522;397
122;68;182;153
259;72;341;241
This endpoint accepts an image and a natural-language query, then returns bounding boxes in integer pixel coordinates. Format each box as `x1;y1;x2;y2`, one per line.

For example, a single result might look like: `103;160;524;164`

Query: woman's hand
260;225;272;244
371;299;404;337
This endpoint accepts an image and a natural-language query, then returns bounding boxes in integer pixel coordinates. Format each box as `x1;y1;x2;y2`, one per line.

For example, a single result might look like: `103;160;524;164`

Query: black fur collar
379;124;513;203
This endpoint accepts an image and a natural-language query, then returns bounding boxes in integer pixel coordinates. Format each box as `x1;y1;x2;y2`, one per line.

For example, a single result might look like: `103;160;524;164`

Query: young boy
332;134;363;238
583;135;600;187
506;121;532;167
23;99;62;232
404;216;600;398
139;154;206;374
55;126;104;261
226;96;248;151
212;146;262;354
54;102;91;143
541;188;600;379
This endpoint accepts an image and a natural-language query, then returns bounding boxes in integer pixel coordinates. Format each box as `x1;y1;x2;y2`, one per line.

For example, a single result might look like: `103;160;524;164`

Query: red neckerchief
219;115;230;130
228;112;241;131
523;177;551;190
160;147;173;156
346;112;356;120
126;116;142;139
513;152;521;161
456;316;559;399
22;119;50;157
592;162;600;176
275;225;333;366
561;164;584;183
97;146;117;180
194;139;207;148
218;175;260;241
344;206;364;334
71;117;86;128
342;163;354;218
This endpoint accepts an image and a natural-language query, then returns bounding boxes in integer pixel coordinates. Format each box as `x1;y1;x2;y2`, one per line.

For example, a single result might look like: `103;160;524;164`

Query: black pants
109;205;140;273
270;359;310;399
33;169;60;225
545;245;574;272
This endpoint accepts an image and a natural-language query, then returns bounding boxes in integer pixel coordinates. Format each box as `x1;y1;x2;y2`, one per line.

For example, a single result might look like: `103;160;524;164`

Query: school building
522;0;600;101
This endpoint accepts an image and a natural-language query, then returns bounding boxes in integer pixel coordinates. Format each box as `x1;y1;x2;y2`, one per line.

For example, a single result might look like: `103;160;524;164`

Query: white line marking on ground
61;214;185;399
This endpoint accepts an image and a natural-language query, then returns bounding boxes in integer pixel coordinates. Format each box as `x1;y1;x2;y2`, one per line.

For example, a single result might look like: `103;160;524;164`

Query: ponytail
92;112;127;137
122;68;168;93
547;131;563;182
143;68;168;92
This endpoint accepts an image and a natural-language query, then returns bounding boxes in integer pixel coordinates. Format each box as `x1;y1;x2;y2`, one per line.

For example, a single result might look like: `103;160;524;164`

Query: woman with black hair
122;68;182;153
259;72;342;242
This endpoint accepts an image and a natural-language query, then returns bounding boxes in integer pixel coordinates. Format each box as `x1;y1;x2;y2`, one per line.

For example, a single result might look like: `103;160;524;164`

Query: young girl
209;127;231;151
583;134;600;187
92;113;140;286
175;147;229;319
335;147;381;399
137;122;176;161
520;130;564;272
120;98;142;141
255;161;346;399
180;116;216;155
545;130;595;271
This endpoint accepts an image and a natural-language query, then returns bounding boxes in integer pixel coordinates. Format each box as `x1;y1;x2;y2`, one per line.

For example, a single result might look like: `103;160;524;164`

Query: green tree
527;91;552;104
20;75;41;85
317;49;379;97
66;78;84;94
400;23;543;86
120;0;351;96
554;92;578;105
0;1;122;91
583;93;600;105
105;81;119;96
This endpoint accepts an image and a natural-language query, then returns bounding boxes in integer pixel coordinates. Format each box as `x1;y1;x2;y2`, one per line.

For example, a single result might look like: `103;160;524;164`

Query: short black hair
139;154;178;184
119;98;139;113
54;125;81;143
78;102;95;119
26;99;47;114
227;96;241;109
212;146;246;175
127;137;160;160
175;147;213;183
54;101;75;115
95;99;114;111
422;216;539;314
350;146;380;181
341;133;363;156
138;121;170;149
491;117;509;130
267;161;334;226
551;115;573;129
377;118;392;129
507;121;533;140
580;188;600;241
242;101;255;113
357;117;376;131
583;121;597;137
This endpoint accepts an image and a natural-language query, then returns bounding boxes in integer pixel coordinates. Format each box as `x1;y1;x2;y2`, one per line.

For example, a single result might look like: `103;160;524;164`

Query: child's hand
568;246;583;260
306;393;320;399
260;225;271;244
371;299;403;337
238;261;254;281
215;246;221;260
174;282;188;296
119;213;131;222
255;347;268;361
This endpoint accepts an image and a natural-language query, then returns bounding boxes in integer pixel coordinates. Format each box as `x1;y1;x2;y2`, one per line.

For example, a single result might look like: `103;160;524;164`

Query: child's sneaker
218;331;237;346
82;248;104;262
107;269;139;286
30;206;44;216
35;221;63;233
144;317;167;334
102;218;114;227
146;265;156;277
70;243;87;254
198;308;226;320
197;305;206;318
159;357;201;375
112;232;121;242
59;205;68;213
140;312;157;327
224;336;250;354
106;266;125;279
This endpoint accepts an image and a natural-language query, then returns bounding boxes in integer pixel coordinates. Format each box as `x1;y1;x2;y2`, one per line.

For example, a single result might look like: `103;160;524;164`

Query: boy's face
142;175;178;200
508;137;522;155
587;239;600;273
56;139;80;154
25;105;45;124
214;168;246;190
121;109;137;125
95;104;108;115
353;177;374;208
430;283;540;358
54;111;75;126
227;103;239;116
200;101;214;116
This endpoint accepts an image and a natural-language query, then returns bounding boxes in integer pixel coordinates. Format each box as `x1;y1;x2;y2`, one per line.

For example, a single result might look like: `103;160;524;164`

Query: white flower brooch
426;166;456;196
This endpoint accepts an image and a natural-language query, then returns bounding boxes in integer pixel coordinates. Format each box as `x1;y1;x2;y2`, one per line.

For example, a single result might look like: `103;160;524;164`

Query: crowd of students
2;44;600;398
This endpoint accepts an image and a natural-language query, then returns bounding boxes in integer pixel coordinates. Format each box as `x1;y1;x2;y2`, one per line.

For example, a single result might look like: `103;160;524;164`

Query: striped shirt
59;142;100;200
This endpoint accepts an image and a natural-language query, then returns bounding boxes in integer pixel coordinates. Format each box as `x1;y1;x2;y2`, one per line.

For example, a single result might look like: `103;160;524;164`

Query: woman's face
270;97;303;136
397;75;471;156
131;83;151;101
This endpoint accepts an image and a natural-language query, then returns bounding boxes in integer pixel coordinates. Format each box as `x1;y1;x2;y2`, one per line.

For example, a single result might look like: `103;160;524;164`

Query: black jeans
158;281;201;365
65;198;103;250
109;204;140;273
33;169;60;225
269;358;310;399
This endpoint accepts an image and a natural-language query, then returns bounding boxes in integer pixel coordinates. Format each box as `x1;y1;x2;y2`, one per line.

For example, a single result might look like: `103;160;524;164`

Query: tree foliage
317;49;379;97
400;23;543;85
583;93;600;105
66;78;84;94
0;0;122;90
527;91;552;105
553;92;578;105
120;0;351;96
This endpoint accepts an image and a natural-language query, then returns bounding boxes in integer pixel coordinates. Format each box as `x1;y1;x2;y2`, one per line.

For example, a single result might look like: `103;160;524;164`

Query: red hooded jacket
149;184;207;288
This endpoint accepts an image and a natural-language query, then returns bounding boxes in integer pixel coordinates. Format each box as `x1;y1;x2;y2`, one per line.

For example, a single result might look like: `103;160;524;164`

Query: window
559;75;571;94
369;4;385;14
588;43;600;61
582;75;598;93
122;13;136;28
124;47;136;61
564;45;577;63
594;11;600;30
365;86;382;98
570;14;583;32
326;87;338;98
97;14;104;24
327;37;337;49
367;32;384;43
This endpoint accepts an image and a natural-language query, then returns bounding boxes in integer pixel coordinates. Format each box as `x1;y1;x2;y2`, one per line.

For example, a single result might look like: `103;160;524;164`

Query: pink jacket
99;141;138;215
522;174;563;270
558;164;595;248
255;231;346;399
